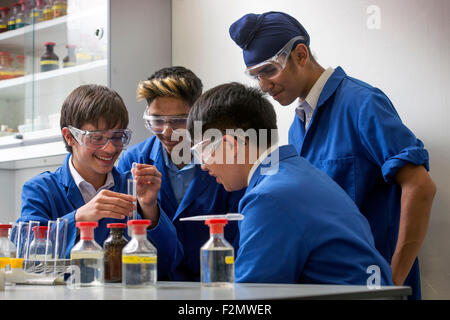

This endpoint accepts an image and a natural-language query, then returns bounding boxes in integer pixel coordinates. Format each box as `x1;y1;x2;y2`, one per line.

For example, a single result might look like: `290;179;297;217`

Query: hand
75;189;135;222
132;163;162;206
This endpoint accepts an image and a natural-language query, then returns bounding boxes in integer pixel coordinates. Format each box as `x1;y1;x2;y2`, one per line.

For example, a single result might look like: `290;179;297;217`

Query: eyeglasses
190;135;246;165
245;35;306;81
68;126;132;150
143;112;188;134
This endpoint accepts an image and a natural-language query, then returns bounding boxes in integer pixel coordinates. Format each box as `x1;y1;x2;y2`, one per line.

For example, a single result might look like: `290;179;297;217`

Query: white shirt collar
68;155;115;203
296;67;334;128
247;144;280;186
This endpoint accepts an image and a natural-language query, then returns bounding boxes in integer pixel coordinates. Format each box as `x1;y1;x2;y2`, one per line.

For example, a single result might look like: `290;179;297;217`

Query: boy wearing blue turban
229;11;436;299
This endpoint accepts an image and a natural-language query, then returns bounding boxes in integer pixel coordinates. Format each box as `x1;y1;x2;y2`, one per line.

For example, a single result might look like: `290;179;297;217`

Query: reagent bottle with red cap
70;221;104;286
200;219;234;286
122;219;157;287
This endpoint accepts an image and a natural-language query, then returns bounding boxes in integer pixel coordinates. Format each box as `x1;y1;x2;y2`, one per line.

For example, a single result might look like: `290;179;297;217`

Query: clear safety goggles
68;126;132;150
244;35;306;81
191;138;223;165
190;135;246;165
143;112;188;134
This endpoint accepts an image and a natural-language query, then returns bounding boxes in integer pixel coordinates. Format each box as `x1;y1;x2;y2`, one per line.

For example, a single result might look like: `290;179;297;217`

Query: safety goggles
143;113;188;134
190;135;246;165
244;35;306;80
191;138;223;165
68;126;132;150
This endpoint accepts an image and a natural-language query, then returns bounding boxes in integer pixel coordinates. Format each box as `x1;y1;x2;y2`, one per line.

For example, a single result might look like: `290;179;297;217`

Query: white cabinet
0;0;172;222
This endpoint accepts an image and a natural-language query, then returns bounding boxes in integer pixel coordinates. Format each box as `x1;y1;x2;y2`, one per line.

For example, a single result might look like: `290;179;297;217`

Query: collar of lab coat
316;66;347;109
246;145;298;191
59;153;122;208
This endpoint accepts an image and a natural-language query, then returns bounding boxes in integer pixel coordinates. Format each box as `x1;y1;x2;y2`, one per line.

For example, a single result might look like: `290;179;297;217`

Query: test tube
128;162;138;220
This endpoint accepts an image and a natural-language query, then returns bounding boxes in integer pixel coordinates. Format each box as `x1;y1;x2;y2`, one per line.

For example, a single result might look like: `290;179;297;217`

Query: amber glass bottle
40;42;59;72
103;223;128;283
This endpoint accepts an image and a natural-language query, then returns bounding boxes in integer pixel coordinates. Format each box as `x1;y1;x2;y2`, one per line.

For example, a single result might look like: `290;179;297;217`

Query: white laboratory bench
0;281;411;300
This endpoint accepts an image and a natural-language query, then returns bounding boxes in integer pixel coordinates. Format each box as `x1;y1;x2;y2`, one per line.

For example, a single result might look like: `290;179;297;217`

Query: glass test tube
128;162;138;220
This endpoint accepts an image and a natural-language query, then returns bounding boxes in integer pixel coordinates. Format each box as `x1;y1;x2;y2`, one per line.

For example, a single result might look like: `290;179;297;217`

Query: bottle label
8;21;15;26
122;256;157;264
0;24;6;29
63;62;76;67
71;251;103;260
40;60;59;65
15;19;22;23
225;256;234;264
29;254;52;261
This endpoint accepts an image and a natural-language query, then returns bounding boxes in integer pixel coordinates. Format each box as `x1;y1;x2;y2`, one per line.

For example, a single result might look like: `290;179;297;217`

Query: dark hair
187;82;278;147
136;66;203;106
60;84;129;153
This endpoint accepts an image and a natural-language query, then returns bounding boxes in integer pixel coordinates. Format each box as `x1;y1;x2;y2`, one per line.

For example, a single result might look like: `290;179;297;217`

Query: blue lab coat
18;154;183;278
235;145;393;286
117;136;244;281
288;67;429;298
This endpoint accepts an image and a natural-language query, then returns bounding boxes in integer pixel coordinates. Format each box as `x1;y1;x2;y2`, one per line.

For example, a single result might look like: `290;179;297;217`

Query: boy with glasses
187;81;393;286
18;84;182;277
117;66;244;281
229;11;436;298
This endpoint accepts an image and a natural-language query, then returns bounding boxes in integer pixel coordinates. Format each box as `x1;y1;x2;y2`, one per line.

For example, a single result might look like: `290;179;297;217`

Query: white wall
172;0;450;299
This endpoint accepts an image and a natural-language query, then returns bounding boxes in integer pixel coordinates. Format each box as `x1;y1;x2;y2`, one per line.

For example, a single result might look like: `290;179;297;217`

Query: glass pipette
180;213;244;222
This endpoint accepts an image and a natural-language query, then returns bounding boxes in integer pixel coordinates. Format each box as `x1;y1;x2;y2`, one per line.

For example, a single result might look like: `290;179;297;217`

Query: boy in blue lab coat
18;84;182;277
187;82;393;286
229;11;436;298
117;67;244;281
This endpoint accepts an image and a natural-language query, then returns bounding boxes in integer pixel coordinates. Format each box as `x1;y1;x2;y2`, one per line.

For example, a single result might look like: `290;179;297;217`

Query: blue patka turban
229;11;310;67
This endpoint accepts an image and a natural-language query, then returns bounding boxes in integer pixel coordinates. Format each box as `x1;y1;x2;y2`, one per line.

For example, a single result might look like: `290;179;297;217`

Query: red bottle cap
32;226;49;239
205;218;228;234
44;42;56;46
127;219;151;235
0;224;12;229
0;52;11;56
107;223;126;229
76;221;98;240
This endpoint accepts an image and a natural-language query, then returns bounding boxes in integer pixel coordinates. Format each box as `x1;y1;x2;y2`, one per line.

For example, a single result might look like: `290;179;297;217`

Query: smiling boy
17;84;182;276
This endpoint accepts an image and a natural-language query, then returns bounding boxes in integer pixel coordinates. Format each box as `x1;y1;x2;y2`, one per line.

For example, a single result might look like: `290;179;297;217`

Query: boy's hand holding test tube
130;162;162;226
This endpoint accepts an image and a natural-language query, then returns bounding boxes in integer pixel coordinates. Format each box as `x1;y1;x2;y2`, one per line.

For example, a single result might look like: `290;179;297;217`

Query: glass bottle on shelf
14;55;25;78
42;0;53;21
122;219;157;287
30;0;44;24
8;3;19;30
200;219;234;287
15;0;30;29
0;52;14;81
103;223;128;283
40;42;59;72
0;7;10;33
0;225;16;258
63;44;76;68
52;0;66;18
70;222;104;286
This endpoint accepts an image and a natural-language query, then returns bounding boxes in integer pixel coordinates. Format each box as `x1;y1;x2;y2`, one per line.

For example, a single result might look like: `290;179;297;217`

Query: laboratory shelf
0;16;68;53
0;59;107;99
